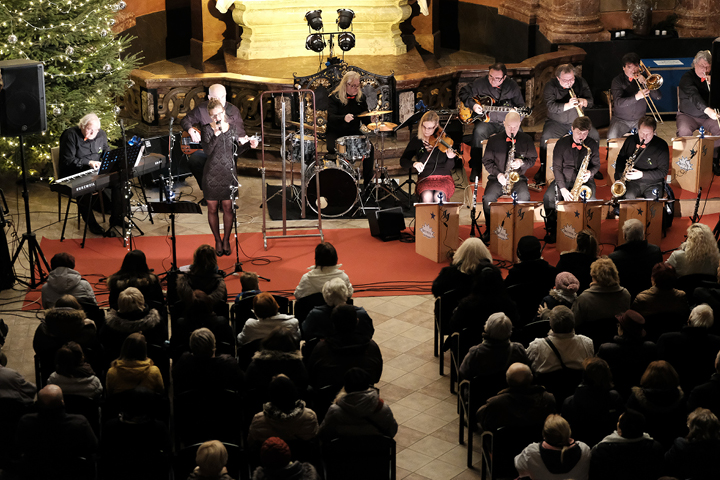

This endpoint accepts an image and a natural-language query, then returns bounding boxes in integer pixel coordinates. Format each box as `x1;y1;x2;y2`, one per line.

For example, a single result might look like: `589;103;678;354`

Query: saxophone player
542;116;601;243
481;112;537;242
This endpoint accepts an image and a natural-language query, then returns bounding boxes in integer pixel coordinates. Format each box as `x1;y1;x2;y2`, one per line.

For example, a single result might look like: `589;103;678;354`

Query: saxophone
502;138;520;195
611;141;644;198
570;145;593;201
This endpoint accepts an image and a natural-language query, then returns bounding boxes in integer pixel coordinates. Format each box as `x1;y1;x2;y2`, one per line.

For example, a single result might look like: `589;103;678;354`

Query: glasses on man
489;75;504;82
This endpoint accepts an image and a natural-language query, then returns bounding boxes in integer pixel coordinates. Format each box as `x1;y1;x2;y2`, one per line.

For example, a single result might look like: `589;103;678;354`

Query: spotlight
337;9;355;30
306;33;326;52
305;10;323;31
338;32;356;52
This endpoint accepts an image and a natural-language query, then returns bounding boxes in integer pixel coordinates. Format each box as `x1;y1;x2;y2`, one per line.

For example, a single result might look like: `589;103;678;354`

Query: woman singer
400;111;456;203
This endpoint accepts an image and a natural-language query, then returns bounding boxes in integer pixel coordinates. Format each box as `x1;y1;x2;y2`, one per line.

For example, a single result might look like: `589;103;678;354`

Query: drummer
327;71;377;190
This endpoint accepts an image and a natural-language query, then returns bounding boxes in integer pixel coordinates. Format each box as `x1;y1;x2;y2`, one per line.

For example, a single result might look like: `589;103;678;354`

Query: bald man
475;362;556;433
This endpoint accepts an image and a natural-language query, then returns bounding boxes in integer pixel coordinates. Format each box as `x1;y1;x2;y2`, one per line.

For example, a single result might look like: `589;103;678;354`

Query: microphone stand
118;119;144;248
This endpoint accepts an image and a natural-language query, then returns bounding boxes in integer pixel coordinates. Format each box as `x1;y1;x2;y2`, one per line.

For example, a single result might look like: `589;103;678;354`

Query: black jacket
608;239;663;300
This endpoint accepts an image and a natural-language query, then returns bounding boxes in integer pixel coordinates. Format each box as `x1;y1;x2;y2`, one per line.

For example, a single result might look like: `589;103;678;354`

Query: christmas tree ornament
65;46;74;55
118;1;127;11
101;29;108;37
7;34;17;44
114;106;121;114
104;63;112;72
110;19;116;26
53;107;62;116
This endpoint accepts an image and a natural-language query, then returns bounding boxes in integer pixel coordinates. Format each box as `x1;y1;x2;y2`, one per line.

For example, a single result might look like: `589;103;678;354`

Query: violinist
608;53;662;140
400;111;456;203
678;50;720;173
481;112;536;242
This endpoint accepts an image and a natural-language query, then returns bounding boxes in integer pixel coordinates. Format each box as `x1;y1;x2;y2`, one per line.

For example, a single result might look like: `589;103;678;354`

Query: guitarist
180;84;258;205
459;63;526;181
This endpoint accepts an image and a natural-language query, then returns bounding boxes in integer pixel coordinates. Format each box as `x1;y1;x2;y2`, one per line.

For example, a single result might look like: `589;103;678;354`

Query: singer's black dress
201;124;239;201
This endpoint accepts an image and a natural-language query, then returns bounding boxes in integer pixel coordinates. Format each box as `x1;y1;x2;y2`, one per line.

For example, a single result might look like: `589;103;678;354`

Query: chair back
294;292;326;323
517;320;551;347
63;394;101;436
535;368;584;409
237;338;262;371
488;424;543;479
677;273;717;298
322;435;396;480
174;389;244;447
507;283;549;329
574;316;617;348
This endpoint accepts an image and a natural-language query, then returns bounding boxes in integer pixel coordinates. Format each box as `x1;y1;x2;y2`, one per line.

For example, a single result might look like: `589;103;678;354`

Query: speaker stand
10;135;50;288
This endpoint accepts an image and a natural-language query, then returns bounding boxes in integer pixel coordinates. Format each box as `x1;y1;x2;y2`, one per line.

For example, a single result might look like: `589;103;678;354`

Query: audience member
555;229;598;293
238;293;300;345
597;309;658;398
505;236;558;291
631;263;689;325
688;350;720;417
693;265;720;329
665;408;720;479
294;242;353;300
608;219;663;300
173;328;244;395
319;368;398;439
175;244;228;317
106;333;164;396
589;409;665;480
459;312;529;381
0;355;37;405
236;271;261;302
106;249;165;311
476;363;556;433
536;272;580;321
189;440;237;480
626;360;687;448
514;414;591;480
47;342;103;399
41;252;97;309
251;437;319;480
172;289;235;358
301;277;374;342
247;374;319;450
102;287;165;362
572;257;631;327
432;237;492;297
666;222;720;277
526;306;594;374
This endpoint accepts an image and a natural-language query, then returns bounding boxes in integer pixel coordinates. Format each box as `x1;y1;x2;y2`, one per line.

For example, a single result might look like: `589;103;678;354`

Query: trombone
635;61;664;124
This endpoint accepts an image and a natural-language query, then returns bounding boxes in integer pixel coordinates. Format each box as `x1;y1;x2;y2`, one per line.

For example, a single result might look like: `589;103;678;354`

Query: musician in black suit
59;113;116;235
458;63;525;180
613;116;669;200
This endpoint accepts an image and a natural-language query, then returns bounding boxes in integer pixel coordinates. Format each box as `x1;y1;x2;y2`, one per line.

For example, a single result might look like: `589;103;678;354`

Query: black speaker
711;40;720;110
368;207;405;241
0;59;47;137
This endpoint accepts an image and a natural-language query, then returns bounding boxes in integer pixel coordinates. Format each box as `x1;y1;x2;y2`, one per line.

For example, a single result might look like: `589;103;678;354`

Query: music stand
148;201;202;272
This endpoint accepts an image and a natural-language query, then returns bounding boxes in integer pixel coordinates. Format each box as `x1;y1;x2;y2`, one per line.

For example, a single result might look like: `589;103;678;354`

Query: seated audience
106;249;164;311
631;263;689;326
459;312;529;381
252;437;319;480
657;304;720;394
248;374;319;450
171;289;235;358
572;257;631;327
301;277;374;342
665;408;720;479
102;287;165;361
235;271;261;302
431;237;492;297
106;333;164;396
189;440;236;480
688;350;720;417
536;272;580;321
41;252;97;308
555;229;598;293
526;306;594;374
294;242;353;300
562;357;624;448
515;414;591;480
0;354;37;405
666;222;720;277
693;265;720;331
319;368;398;439
608;219;663;300
238;293;300;345
173;328;244;395
589;409;665;480
597;309;658;398
175;244;228;317
626;360;687;448
505;235;558;291
476;363;556;433
47;342;103;399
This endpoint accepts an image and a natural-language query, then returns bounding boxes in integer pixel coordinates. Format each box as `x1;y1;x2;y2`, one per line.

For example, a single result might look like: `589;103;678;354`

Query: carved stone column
538;0;609;44
190;0;228;71
676;0;720;38
499;0;540;25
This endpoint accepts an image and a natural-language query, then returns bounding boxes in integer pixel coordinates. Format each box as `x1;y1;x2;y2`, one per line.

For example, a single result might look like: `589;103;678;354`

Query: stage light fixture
305;10;323;31
337;9;355;29
306;33;327;52
338;32;356;52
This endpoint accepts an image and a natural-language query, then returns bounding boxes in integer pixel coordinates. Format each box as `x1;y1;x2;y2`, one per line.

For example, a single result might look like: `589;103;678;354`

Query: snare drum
287;134;315;164
305;159;358;217
335;135;370;163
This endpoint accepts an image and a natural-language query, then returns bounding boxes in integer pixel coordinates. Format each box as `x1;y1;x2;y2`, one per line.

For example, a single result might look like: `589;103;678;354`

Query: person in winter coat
102;287;165;362
35;295;98;358
174;244;228;318
47;342;103;399
106;333;164;396
318;368;398;439
431;237;492;298
572;257;631;327
251;437;319;480
188;440;236;480
301;278;374;343
106;249;165;312
526;306;594;374
294;242;353;300
238;293;300;345
665;408;720;479
41;253;97;309
536;272;580;321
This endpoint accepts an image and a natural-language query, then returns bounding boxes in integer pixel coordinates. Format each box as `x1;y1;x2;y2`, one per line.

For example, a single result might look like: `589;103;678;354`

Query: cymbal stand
365;128;399;204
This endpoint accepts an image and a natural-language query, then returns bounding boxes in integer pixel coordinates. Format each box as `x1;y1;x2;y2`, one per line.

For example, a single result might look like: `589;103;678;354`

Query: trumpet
569;88;584;117
635;61;664;124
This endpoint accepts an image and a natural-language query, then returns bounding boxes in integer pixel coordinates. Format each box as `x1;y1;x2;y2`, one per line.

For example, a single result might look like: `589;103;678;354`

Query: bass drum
305;159;358;217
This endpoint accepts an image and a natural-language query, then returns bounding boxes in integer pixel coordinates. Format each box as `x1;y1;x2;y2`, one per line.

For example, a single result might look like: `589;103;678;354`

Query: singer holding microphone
201;99;258;257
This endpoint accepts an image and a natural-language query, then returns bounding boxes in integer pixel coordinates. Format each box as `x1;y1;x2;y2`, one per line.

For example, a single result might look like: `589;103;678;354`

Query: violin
427;127;460;157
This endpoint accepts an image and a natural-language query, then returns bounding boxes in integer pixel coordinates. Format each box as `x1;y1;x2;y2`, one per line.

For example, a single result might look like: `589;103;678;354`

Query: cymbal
357;109;394;117
287;120;315;129
368;122;398;132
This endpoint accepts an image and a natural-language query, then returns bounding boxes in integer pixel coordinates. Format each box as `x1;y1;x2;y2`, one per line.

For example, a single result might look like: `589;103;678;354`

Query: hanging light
305;34;326;52
338;32;355;52
305;10;323;31
337;9;355;30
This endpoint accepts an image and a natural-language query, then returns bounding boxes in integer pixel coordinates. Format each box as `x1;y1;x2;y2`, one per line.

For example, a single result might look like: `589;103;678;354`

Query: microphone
169;116;174;126
653;188;659;201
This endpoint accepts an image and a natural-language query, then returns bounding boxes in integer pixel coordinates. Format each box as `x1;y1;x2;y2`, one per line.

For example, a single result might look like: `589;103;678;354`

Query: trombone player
608;53;663;140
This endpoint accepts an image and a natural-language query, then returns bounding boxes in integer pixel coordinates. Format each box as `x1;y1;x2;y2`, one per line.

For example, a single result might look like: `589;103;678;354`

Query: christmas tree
0;0;140;177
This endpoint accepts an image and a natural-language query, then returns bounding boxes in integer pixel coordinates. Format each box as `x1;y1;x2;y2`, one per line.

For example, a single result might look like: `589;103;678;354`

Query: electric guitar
457;96;532;124
181;128;260;155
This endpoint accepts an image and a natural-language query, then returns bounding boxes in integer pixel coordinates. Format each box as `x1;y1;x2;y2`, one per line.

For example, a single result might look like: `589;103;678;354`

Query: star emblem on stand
574;210;580;218
430;212;435;220
506;211;512;218
637;208;643;215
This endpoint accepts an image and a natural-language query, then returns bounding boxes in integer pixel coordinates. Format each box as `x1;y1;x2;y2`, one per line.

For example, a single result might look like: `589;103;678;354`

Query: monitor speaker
710;40;720;109
0;59;47;137
367;207;405;241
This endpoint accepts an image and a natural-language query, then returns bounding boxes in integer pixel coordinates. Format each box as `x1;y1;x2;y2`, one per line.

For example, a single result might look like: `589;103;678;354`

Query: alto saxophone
570;145;593;201
611;141;645;198
502;138;520;195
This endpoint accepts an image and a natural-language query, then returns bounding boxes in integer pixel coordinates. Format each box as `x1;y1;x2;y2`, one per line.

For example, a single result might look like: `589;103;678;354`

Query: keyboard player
59;113;122;236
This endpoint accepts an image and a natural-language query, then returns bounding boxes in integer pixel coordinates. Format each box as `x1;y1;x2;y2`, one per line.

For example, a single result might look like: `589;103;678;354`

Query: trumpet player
608;53;662;140
677;50;720;173
542;117;601;244
480;112;537;242
536;64;600;185
614;116;669;200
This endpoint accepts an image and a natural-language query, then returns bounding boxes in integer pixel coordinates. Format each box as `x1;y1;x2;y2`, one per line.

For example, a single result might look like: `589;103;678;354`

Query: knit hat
555;272;580;294
344;367;371;393
517;236;542;261
260;437;291;469
616;310;646;338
